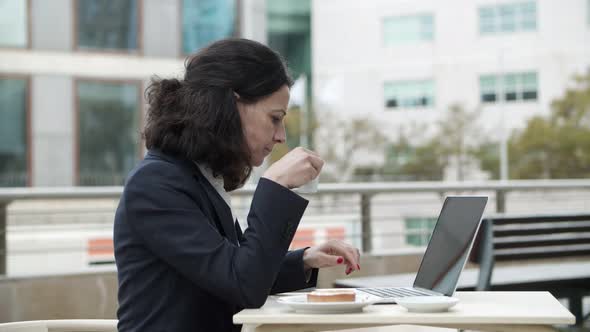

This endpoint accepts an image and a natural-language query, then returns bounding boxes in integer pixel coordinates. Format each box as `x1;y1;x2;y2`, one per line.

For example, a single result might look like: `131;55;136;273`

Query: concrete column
31;0;73;51
31;76;74;186
0;202;7;275
143;0;180;58
241;0;267;44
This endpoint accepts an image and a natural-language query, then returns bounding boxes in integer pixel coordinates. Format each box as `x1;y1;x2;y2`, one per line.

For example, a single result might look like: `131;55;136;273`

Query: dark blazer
114;149;318;332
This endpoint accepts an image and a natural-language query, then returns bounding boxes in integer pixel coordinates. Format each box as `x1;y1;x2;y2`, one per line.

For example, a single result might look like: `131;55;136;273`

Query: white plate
395;296;459;313
277;293;379;314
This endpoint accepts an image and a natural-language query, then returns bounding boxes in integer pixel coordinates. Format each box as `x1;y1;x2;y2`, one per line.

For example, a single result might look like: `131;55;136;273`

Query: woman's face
237;85;290;167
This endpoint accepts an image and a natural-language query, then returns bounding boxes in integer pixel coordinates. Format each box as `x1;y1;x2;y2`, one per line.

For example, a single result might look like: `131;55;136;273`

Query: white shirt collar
195;162;235;223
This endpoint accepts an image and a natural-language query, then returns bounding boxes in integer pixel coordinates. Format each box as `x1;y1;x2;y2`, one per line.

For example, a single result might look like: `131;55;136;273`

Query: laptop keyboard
360;287;434;298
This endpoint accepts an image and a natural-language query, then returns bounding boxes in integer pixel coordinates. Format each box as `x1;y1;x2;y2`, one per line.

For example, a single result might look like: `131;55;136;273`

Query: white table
0;319;117;332
234;291;575;332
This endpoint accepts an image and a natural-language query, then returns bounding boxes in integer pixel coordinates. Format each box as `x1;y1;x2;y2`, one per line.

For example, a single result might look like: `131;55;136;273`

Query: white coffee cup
294;177;318;194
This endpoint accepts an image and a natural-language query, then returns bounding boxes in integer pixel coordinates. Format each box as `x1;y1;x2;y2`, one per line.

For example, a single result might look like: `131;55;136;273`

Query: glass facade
182;0;235;54
0;0;28;48
267;0;312;149
76;0;138;51
0;78;28;187
77;81;139;186
384;80;435;109
384;14;434;45
267;0;311;80
480;72;538;103
479;1;536;35
480;75;497;102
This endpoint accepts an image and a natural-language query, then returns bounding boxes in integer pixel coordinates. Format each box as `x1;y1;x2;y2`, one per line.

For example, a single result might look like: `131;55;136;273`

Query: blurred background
0;0;589;328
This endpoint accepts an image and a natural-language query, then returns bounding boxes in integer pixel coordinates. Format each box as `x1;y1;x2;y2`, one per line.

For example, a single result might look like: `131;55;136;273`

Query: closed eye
271;116;283;124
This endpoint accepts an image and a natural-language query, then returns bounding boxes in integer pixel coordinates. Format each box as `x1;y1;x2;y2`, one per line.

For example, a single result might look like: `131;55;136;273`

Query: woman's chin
252;156;265;167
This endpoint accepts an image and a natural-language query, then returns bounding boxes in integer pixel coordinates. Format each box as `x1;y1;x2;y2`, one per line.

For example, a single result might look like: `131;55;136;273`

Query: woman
114;38;361;332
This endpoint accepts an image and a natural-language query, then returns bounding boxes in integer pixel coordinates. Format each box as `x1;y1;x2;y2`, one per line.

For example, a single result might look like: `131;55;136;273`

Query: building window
384;80;435;109
479;72;538;103
0;78;28;187
76;81;140;186
405;217;436;247
479;1;536;35
480;76;497;102
182;0;236;54
76;0;139;52
0;0;28;48
383;14;434;45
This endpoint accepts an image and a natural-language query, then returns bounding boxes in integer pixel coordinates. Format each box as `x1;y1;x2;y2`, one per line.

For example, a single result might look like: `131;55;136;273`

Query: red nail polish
337;257;344;264
357;264;361;270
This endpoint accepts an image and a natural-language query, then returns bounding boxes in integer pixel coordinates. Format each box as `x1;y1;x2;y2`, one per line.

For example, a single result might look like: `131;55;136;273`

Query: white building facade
312;0;590;144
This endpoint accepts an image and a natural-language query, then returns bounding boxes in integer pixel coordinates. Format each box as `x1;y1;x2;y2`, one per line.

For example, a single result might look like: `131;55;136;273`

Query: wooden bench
469;213;590;325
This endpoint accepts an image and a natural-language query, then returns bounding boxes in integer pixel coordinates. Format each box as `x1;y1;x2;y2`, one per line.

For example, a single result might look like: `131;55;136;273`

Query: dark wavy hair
143;38;293;191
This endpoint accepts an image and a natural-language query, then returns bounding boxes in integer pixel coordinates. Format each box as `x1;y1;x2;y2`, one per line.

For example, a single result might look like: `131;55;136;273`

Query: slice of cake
307;289;356;302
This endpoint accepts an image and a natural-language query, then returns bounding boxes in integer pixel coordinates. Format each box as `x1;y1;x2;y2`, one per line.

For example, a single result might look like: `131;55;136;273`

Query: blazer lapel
146;150;239;245
192;166;239;245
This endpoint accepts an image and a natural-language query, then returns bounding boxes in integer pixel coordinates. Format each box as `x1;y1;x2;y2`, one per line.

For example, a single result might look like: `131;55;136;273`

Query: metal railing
1;179;590;275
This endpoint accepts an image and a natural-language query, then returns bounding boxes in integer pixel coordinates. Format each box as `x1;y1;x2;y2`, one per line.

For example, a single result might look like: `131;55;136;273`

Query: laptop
358;196;488;301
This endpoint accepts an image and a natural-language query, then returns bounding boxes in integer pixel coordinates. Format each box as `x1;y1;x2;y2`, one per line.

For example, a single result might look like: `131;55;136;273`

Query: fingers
315;252;345;268
292;147;324;183
345;248;361;275
308;240;361;276
325;240;360;275
262;147;323;189
298;146;320;157
293;148;323;172
307;154;324;175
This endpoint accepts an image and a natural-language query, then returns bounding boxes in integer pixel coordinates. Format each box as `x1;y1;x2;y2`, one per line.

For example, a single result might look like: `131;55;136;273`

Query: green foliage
383;104;480;181
383;134;447;181
507;69;590;179
317;113;388;182
472;141;501;180
437;104;481;180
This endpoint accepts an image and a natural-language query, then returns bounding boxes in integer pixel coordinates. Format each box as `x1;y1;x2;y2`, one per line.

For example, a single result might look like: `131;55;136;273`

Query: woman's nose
274;124;286;144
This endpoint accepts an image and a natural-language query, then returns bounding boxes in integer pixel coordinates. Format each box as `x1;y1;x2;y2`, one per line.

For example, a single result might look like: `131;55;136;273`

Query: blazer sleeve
123;162;308;308
270;249;318;294
235;222;318;294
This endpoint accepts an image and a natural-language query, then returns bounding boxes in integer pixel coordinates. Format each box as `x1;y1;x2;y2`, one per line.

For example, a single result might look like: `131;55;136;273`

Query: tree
482;69;590;179
472;141;502;180
437;104;482;181
315;112;387;182
382;126;447;181
382;104;482;181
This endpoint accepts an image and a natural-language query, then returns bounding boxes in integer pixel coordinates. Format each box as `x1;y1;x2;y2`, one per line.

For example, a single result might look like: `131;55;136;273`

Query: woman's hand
302;240;361;275
262;147;324;189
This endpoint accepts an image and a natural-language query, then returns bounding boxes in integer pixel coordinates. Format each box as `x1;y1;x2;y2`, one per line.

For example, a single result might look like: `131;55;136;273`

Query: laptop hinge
414;287;443;295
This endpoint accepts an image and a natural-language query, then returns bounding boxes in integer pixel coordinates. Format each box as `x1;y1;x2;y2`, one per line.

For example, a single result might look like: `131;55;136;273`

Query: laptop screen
413;196;487;295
